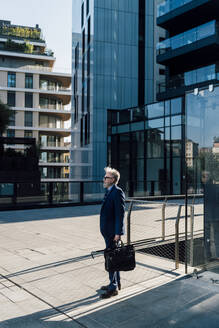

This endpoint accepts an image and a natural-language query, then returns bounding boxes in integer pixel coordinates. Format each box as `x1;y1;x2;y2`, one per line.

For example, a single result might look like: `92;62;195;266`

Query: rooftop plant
4;39;34;54
3;39;53;56
0;25;42;41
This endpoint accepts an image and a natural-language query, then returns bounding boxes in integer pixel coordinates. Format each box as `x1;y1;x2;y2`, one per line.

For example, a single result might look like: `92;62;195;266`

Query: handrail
190;205;194;266
175;204;182;269
126;201;133;245
162;197;167;240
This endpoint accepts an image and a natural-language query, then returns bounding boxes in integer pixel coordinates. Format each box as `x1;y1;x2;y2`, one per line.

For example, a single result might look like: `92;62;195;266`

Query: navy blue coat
100;184;125;241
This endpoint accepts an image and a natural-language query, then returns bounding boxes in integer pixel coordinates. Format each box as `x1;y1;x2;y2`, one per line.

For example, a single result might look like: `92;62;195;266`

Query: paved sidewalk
0;205;218;328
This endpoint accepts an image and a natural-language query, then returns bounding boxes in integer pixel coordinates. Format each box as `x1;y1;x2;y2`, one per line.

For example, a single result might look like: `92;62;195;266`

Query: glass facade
108;96;184;196
157;0;193;17
186;85;219;263
71;0;157;181
157;20;216;54
158;64;219;92
186;86;219;194
108;84;219;263
109;85;219;197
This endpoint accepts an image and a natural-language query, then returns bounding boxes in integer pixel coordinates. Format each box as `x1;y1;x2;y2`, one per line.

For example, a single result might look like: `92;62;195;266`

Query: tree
0;100;13;134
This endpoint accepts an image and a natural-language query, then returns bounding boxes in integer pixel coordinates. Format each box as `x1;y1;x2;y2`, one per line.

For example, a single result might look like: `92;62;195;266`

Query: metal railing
126;197;204;273
0;181;105;210
157;20;216;55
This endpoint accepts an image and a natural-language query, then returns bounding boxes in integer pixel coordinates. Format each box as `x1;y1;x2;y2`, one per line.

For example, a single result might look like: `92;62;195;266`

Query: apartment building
0;20;71;182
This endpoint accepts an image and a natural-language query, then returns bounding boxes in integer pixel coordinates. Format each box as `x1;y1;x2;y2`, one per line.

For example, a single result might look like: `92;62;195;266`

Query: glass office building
108;85;219;197
108;83;219;262
71;1;161;181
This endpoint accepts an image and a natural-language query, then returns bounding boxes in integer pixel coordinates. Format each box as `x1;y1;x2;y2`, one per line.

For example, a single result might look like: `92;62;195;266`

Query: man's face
103;173;115;188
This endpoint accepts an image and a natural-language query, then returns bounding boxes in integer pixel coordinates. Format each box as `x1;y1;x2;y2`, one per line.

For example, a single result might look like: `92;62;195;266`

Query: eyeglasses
103;176;113;180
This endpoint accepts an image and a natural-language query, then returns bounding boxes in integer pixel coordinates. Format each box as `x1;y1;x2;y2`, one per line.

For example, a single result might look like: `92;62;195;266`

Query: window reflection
157;21;215;53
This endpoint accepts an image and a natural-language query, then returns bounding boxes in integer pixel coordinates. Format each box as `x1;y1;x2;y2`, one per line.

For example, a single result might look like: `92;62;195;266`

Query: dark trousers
104;237;120;291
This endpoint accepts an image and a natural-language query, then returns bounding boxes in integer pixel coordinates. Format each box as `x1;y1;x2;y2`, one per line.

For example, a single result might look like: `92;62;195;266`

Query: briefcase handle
114;239;124;248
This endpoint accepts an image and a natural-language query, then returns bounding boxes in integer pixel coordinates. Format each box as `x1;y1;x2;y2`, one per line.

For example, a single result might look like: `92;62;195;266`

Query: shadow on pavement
0;205;101;224
0;253;99;280
1;274;219;328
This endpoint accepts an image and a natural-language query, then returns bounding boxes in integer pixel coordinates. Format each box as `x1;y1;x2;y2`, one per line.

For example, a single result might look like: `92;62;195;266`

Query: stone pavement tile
10;267;59;284
0;300;26;322
80;300;145;327
17;285;63;307
73;316;111;328
190;293;219;315
175;311;219;328
0;280;14;288
0;313;51;328
158;307;219;328
0;285;30;303
52;256;100;275
77;309;156;328
17;298;51;315
43;315;84;327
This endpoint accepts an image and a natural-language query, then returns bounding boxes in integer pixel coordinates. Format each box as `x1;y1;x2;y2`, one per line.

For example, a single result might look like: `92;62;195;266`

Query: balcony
157;0;193;18
0;39;53;56
39;103;71;112
157;0;218;31
157;64;219;99
39;162;70;167
39;95;71;111
157;20;219;67
40;86;71;93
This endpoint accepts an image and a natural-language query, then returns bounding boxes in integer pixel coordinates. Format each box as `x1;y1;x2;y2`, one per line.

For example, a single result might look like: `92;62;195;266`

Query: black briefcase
104;242;136;272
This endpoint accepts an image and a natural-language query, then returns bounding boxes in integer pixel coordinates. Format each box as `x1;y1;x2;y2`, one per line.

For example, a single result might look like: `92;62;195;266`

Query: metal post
48;182;53;205
175;205;182;269
190;205;194;267
127;201;133;245
162;197;167;240
12;182;17;205
80;182;84;204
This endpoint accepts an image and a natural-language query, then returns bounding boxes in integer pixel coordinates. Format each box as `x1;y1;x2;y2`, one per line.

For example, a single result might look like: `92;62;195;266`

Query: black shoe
101;284;121;291
100;285;109;291
100;290;118;299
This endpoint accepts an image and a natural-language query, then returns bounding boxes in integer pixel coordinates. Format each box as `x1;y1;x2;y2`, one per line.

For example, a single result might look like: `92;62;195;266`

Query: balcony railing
157;65;219;93
39;86;71;93
40;142;64;148
39;104;71;111
39;159;70;164
157;20;216;55
157;0;193;17
39;123;68;129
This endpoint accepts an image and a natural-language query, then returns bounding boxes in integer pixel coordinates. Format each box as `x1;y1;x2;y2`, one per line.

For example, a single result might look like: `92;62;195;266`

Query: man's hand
114;235;120;241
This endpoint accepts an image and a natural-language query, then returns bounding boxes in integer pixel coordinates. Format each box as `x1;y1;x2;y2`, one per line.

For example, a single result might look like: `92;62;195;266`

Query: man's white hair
104;167;120;184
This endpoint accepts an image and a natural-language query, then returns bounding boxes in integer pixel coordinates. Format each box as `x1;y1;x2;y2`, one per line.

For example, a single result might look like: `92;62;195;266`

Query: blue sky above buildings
1;0;72;73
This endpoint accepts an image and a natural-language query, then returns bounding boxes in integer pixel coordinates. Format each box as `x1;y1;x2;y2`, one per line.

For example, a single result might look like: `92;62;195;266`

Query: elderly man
100;167;125;299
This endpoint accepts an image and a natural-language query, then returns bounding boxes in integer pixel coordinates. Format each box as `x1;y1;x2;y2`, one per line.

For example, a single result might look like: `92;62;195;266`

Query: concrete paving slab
0;205;218;328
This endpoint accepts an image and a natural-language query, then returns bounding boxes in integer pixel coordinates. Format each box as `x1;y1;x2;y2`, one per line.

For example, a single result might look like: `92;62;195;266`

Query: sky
1;0;73;73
